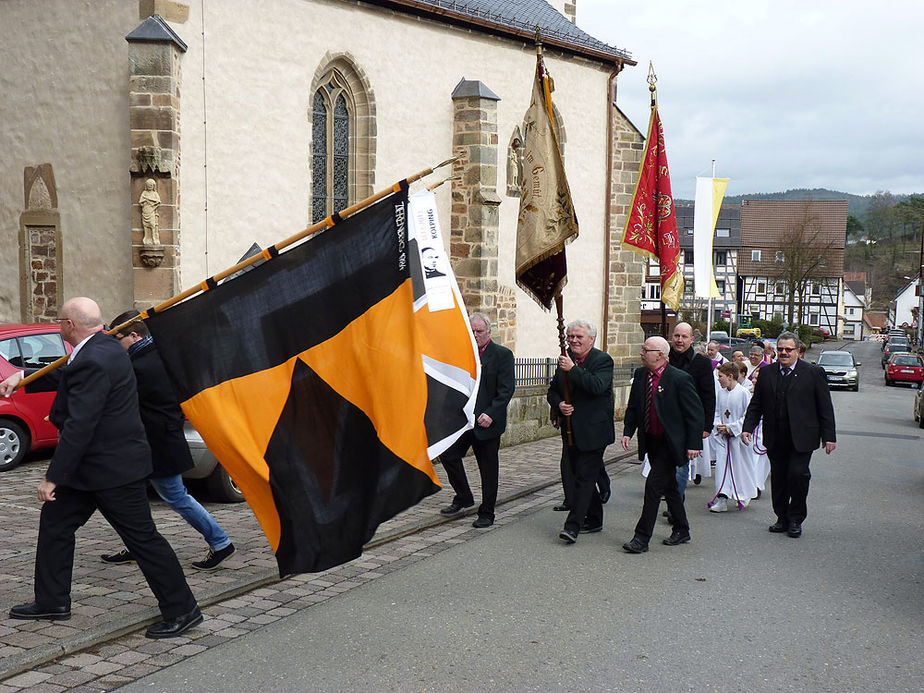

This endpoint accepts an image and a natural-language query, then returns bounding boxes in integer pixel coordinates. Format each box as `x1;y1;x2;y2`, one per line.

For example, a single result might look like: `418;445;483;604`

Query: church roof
360;0;634;65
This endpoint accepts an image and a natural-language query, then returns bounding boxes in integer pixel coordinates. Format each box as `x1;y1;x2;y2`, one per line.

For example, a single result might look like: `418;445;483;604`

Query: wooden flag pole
555;294;574;446
648;62;670;339
14;157;458;390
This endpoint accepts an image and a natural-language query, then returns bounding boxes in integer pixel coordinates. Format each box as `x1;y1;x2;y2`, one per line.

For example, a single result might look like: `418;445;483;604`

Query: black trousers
767;442;813;524
441;431;500;520
34;480;197;618
563;447;605;534
559;438;610;507
634;434;689;543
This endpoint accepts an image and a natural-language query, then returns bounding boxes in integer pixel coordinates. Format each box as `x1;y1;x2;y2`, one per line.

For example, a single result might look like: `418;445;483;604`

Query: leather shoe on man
472;516;493;529
580;521;603;534
553;503;571;512
768;520;788;533
145;606;203;639
622;538;649;554
100;548;134;564
558;528;577;544
439;501;474;516
787;523;802;538
9;602;71;621
662;530;691;546
599;488;611;504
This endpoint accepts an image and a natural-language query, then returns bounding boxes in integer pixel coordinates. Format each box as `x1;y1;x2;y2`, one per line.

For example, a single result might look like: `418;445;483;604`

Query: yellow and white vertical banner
693;176;729;299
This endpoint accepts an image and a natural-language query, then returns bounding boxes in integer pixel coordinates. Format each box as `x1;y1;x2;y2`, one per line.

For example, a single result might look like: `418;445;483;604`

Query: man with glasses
0;298;201;638
621;336;704;553
742;331;836;538
548;320;615;544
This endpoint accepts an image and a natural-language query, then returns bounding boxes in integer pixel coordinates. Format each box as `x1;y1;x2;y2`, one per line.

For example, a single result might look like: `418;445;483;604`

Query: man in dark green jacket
622;336;704;553
440;313;515;528
548;320;615;544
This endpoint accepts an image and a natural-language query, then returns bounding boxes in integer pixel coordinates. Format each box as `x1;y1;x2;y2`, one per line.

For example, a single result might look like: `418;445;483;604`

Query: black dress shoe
622;538;648;553
9;602;71;621
768;521;788;533
693;474;702;485
472;516;493;528
787;523;802;538
599;488;611;504
559;528;577;544
580;521;603;534
145;606;203;639
553;504;571;512
439;501;474;516
662;530;691;546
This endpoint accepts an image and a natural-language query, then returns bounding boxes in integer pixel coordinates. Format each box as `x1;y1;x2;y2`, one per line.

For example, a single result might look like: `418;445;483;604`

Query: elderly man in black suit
548;320;615;544
439;313;515;528
98;310;234;571
742;331;836;538
0;298;201;638
622;336;704;553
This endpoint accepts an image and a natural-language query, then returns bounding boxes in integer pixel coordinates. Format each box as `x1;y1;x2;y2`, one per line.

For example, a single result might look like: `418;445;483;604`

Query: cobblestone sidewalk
0;436;636;689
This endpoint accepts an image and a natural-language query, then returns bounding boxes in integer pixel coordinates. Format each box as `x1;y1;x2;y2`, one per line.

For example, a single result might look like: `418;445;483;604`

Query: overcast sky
576;0;924;200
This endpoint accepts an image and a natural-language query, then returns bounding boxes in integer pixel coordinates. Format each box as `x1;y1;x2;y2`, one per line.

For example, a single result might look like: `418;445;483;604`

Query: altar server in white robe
709;362;758;512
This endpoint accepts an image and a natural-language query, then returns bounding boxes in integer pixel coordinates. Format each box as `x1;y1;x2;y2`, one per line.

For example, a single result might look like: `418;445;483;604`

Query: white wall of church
177;0;616;357
0;0;136;322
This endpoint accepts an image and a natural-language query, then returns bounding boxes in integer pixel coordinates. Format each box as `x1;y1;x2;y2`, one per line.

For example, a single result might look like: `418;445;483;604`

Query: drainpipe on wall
600;64;621;349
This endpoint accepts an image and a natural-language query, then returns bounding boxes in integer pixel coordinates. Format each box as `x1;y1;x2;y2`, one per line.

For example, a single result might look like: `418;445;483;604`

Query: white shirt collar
67;333;96;364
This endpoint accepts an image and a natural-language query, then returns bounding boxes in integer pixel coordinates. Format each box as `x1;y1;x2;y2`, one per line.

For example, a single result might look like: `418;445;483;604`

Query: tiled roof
864;312;887;329
843;270;867;282
360;0;633;64
738;200;846;278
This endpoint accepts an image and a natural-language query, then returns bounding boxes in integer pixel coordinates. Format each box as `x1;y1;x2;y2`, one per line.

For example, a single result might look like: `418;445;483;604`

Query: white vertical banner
408;190;455;312
693;176;729;299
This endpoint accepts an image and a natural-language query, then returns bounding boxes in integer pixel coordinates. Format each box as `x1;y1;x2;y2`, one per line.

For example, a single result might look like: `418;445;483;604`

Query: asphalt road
124;339;923;692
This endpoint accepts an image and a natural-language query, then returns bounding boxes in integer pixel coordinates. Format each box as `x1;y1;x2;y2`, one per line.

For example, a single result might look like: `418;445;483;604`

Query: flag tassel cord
16;157;459;390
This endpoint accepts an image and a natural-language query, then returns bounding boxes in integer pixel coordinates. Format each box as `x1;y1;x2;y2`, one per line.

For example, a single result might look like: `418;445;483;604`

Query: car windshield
818;354;853;367
890;339;909;347
892;356;922;367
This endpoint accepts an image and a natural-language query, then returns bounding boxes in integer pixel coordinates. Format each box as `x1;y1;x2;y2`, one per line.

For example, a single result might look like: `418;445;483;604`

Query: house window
756;281;766;294
716;279;726;294
812;283;820;295
716;228;730;238
775;250;785;263
310;56;376;224
751;249;761;262
775;282;785;295
809;313;819;326
686;227;694;235
684;250;693;264
647;283;661;300
714;250;727;266
684;279;694;294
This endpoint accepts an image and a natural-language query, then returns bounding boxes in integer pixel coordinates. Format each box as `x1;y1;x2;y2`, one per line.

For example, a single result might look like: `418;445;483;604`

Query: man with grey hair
548;319;615;543
622;336;704;552
439;313;515;528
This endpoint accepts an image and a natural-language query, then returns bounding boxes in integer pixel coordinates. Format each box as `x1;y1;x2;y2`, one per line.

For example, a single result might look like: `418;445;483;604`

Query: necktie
644;372;653;431
781;367;790;377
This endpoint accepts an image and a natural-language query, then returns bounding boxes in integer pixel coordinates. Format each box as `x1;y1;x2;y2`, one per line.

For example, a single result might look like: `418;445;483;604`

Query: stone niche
19;164;62;323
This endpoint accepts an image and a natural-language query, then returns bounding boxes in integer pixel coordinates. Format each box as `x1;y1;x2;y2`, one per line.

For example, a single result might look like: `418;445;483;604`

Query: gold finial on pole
647;61;658;109
535;26;543;55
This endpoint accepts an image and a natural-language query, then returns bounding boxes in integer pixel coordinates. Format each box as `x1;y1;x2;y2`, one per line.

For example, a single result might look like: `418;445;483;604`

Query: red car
884;353;924;387
0;324;71;470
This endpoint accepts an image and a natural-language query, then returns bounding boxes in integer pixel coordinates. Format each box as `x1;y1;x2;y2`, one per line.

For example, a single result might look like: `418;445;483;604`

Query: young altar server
709;362;758;512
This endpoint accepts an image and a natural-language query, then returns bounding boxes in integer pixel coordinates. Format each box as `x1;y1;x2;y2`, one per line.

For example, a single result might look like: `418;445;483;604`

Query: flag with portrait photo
144;188;478;576
515;52;579;310
621;106;681;310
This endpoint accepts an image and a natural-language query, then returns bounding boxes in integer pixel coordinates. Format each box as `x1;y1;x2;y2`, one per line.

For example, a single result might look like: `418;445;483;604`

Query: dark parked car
913;383;924;429
884;353;924;387
882;339;910;368
815;350;860;391
715;336;753;360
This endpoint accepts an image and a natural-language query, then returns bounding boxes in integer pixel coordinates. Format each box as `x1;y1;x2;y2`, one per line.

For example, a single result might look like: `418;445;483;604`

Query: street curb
1;449;639;681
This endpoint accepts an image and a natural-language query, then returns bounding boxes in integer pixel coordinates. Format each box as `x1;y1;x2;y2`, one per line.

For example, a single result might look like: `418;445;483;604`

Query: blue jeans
149;475;231;551
675;462;689;498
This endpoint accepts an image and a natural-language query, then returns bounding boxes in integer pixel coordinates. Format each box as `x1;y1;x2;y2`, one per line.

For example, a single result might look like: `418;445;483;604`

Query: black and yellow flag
145;189;478;575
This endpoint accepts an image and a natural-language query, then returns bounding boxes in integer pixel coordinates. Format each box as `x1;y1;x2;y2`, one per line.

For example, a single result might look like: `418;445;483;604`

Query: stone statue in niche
139;178;161;246
506;127;525;197
138;178;165;268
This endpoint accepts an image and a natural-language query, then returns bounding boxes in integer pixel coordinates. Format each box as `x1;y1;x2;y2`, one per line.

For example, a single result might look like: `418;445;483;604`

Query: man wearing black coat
742;331;836;538
622;336;704;552
668;322;715;505
0;298;200;638
439;313;515;528
99;310;234;571
548;320;615;544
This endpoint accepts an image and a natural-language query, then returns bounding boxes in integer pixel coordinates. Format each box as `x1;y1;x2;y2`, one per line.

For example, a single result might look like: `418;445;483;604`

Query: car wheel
206;465;245;503
852;383;859;392
0;419;30;472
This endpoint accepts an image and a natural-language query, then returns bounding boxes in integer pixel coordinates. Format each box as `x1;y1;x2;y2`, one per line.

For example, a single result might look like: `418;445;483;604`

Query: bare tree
771;205;838;326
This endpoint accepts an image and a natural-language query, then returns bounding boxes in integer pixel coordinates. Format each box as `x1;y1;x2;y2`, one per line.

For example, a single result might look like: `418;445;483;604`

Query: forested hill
676;189;920;220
